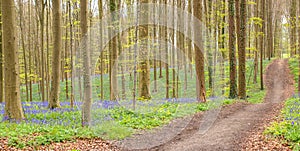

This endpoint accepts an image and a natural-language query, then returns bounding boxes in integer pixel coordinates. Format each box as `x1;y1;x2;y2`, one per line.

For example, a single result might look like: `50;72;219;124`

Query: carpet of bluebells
0;98;223;148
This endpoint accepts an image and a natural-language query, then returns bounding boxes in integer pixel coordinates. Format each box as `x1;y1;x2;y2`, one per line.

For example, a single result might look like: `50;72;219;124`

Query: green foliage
288;58;299;89
111;103;177;129
0;122;88;148
264;98;300;150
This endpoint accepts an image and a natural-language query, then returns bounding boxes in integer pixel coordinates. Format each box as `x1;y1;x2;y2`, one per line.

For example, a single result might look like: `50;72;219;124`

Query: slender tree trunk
204;0;213;96
188;0;193;78
49;0;62;109
138;0;151;100
267;0;273;60
172;0;176;98
109;0;118;101
290;0;296;57
81;0;92;126
238;0;247;99
194;0;206;102
64;4;69;101
153;0;157;92
18;0;29;102
260;0;265;90
98;0;104;100
228;0;237;99
28;0;33;102
69;0;74;107
46;0;50;102
37;0;46;102
165;0;169;99
253;0;259;84
3;0;24;120
220;0;226;95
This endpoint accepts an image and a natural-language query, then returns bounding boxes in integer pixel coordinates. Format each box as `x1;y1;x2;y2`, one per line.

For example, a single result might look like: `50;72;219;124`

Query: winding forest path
117;59;295;151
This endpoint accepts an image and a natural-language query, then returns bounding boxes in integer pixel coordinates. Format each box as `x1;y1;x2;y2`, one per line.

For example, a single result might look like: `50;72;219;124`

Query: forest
0;0;300;150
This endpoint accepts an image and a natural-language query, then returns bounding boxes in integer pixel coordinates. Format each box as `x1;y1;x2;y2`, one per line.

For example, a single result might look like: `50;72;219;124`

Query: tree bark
138;0;151;100
267;0;273;60
238;0;247;99
3;0;24;120
194;0;206;102
0;0;3;103
49;0;62;109
228;0;237;99
260;0;265;90
81;0;92;126
109;0;118;101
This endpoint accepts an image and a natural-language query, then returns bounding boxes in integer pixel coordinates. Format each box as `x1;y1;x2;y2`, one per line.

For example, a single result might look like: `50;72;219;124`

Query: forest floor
115;59;295;151
0;59;294;151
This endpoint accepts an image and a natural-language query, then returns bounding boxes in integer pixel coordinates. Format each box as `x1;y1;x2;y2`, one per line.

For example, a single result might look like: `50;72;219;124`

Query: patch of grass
264;98;300;150
289;58;299;89
0;122;99;149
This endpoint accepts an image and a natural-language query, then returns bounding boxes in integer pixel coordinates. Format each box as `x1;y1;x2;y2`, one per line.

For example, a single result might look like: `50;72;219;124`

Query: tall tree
81;0;92;126
138;0;151;100
194;0;206;102
2;0;24;120
36;0;46;102
109;0;118;100
49;0;62;109
164;0;169;99
260;0;265;90
228;0;237;99
28;0;33;102
238;0;247;99
18;0;29;102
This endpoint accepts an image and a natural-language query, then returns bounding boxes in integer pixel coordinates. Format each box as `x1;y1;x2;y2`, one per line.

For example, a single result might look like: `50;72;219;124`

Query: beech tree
2;0;24;120
81;0;92;126
193;0;206;102
138;0;151;100
238;0;247;99
49;0;62;109
228;0;237;99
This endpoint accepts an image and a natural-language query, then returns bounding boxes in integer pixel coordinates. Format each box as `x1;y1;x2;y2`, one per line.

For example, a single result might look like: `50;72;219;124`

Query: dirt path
116;59;294;151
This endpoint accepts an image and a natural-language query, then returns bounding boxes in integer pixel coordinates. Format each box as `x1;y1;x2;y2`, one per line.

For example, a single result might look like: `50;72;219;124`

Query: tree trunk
194;0;206;102
3;0;24;120
18;0;29;102
165;0;169;99
260;0;265;90
28;0;33;102
228;0;237;99
109;0;118;101
81;0;92;126
68;0;74;107
267;0;273;60
138;0;151;100
49;0;62;109
98;0;104;100
0;0;3;103
238;0;247;99
290;0;296;57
